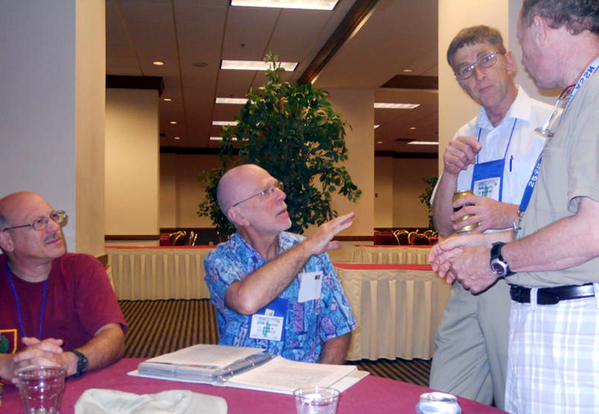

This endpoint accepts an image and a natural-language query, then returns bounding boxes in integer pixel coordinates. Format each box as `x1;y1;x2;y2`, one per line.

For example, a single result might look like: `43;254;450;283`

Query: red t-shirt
0;253;128;354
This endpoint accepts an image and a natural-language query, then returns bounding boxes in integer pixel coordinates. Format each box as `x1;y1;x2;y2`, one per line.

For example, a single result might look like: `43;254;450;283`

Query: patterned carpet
119;299;432;387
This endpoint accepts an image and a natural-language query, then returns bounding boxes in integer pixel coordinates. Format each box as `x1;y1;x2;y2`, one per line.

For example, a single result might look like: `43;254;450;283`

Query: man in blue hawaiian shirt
204;164;357;364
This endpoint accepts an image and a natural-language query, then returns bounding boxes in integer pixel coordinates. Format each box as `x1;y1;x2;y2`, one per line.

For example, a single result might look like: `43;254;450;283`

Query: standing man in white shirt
429;25;552;410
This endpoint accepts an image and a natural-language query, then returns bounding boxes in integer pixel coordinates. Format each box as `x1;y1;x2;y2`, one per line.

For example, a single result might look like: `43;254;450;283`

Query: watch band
490;242;515;277
71;349;89;378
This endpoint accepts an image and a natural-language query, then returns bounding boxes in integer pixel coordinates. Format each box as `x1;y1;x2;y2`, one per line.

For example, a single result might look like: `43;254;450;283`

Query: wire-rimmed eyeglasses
232;181;284;207
2;210;68;232
455;52;502;80
534;85;575;138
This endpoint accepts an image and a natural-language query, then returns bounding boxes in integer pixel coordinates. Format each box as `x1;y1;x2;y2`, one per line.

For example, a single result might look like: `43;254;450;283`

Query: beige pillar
105;89;159;244
327;89;375;237
0;0;105;255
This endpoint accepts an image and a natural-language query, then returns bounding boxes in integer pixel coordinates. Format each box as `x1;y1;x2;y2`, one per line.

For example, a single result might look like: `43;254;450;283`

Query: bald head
0;192;49;231
217;164;271;218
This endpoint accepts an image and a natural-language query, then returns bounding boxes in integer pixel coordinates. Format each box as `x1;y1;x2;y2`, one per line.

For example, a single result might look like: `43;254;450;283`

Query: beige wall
105;88;159;235
159;153;224;228
75;0;106;255
327;89;375;236
374;157;394;228
392;158;438;228
0;0;105;254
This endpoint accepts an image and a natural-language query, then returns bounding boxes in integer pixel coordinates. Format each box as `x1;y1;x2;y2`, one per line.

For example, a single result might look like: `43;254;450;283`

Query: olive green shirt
511;72;599;287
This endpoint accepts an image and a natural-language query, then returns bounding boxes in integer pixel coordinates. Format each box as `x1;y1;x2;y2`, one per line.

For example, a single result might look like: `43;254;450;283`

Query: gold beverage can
452;190;478;234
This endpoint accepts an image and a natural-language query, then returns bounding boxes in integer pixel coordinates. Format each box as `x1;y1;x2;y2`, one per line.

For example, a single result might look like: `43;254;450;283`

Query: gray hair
521;0;599;35
447;25;507;69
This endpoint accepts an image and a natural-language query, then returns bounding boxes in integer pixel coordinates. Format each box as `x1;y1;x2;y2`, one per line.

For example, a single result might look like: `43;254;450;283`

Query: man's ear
532;15;548;47
0;231;14;253
227;207;250;227
504;51;517;76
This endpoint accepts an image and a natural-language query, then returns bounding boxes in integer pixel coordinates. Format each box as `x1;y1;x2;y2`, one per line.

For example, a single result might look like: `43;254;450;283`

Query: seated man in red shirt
0;192;128;381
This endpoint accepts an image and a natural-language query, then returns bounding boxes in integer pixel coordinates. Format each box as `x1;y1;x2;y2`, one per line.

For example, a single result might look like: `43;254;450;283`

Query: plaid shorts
505;287;599;413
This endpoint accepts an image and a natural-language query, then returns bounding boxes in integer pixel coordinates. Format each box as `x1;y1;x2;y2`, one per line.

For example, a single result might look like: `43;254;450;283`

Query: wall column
105;88;160;245
327;89;375;237
0;0;105;255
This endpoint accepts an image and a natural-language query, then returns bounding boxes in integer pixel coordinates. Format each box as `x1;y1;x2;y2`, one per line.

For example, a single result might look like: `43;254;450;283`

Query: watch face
491;260;507;276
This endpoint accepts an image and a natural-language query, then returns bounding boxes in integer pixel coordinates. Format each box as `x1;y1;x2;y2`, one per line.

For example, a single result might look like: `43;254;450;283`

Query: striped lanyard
5;262;49;339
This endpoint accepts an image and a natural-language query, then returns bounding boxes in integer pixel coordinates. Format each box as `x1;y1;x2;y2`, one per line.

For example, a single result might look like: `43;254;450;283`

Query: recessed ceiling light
231;0;338;10
377;141;383;144
374;103;420;109
153;61;165;66
409;126;417;130
402;68;414;73
221;60;298;72
374;125;380;129
169;121;177;125
174;136;181;140
408;141;438;145
212;121;238;126
216;97;249;105
163;98;172;102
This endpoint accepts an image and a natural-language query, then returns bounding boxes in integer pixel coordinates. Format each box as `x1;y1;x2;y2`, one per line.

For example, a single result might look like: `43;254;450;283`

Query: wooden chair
394;229;410;245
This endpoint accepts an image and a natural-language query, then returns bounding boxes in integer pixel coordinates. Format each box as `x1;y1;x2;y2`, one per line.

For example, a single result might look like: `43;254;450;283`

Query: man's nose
473;64;487;80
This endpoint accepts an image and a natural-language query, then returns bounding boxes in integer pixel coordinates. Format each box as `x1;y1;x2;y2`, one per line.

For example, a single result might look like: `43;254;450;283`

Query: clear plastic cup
293;386;340;414
16;366;66;414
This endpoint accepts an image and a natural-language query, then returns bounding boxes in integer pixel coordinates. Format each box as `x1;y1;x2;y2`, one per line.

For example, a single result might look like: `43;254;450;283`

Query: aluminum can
452;190;478;234
416;392;462;414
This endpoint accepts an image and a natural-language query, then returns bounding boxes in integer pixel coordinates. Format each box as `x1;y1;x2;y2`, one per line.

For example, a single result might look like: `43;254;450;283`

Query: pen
510;155;514;172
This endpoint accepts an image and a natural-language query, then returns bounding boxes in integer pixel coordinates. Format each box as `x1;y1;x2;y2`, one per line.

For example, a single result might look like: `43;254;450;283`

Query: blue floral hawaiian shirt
204;232;357;363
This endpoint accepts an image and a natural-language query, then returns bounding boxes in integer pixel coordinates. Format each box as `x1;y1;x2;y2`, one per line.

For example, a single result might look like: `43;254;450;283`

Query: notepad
129;344;368;395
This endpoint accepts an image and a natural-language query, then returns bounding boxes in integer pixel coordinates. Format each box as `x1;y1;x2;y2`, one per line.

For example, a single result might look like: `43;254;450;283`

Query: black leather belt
510;283;595;305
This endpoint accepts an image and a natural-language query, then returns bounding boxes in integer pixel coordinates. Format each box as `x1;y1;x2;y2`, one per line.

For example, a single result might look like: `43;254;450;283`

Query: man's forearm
60;324;125;376
504;197;599;274
226;241;314;315
432;172;459;237
319;333;351;365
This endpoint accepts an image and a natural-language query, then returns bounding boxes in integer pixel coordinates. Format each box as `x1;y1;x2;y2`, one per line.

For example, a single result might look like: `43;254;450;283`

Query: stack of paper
130;344;368;395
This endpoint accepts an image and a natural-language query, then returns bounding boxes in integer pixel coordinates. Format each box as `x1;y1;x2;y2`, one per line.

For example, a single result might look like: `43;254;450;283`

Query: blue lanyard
564;56;599;112
476;118;518;164
5;262;49;339
518;57;599;213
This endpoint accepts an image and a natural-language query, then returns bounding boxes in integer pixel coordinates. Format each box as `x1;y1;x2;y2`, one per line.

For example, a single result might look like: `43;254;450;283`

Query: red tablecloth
105;245;216;249
1;359;506;414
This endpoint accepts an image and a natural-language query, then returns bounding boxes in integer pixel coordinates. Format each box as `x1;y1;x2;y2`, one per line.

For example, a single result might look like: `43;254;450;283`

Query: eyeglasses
455;52;501;80
232;181;284;207
2;210;68;232
534;85;575;138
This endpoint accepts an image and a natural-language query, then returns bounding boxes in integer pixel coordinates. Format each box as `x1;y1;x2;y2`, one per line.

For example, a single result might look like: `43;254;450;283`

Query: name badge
249;297;288;342
297;271;323;303
473;177;500;200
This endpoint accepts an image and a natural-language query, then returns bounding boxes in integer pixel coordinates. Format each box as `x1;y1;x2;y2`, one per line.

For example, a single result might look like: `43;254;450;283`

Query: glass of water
294;386;340;414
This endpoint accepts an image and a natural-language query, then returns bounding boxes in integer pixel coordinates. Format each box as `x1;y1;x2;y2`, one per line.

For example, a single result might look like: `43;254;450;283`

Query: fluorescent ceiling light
216;97;248;104
374;103;420;109
231;0;338;10
210;137;247;141
163;98;172;102
153;61;165;66
408;141;439;145
212;121;238;126
221;60;298;72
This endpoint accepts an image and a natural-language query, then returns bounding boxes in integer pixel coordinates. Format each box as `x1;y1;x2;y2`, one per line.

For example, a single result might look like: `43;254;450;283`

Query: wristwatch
71;349;89;378
490;242;515;277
